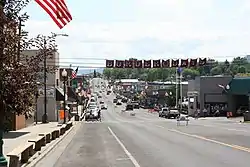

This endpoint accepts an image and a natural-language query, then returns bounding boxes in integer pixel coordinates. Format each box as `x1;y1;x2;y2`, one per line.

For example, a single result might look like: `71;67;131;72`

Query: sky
24;0;250;68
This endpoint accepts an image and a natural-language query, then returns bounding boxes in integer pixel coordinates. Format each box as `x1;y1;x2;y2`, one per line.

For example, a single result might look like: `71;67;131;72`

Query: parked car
85;105;99;121
154;106;161;112
116;95;122;99
132;101;140;109
90;98;96;103
121;97;128;103
126;104;134;110
88;102;97;108
100;101;104;104
159;108;169;117
113;98;118;103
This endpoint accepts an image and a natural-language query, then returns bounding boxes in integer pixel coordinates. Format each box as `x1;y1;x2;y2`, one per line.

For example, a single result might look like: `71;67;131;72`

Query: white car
85;105;99;121
88;102;97;107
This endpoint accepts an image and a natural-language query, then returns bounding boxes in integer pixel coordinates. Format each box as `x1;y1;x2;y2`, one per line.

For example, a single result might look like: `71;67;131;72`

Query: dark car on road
116;100;122;105
113;98;118;103
126;104;134;110
101;104;108;110
132;101;140;109
116;95;122;99
121;97;128;103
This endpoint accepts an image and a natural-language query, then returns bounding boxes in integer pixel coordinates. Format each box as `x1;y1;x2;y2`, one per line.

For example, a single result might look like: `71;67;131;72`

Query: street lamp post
42;37;48;123
35;90;39;125
42;33;68;123
62;69;67;124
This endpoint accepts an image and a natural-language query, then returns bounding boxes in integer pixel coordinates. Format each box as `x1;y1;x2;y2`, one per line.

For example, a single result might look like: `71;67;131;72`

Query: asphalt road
36;92;250;167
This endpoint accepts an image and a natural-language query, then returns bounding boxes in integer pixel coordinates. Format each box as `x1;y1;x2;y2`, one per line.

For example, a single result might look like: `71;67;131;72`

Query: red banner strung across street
105;58;207;69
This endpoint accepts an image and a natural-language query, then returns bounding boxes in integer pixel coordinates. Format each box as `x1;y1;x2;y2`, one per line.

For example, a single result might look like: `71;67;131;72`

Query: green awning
226;78;250;95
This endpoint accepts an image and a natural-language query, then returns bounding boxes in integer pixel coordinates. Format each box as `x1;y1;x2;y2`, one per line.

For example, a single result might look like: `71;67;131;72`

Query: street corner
6;121;80;167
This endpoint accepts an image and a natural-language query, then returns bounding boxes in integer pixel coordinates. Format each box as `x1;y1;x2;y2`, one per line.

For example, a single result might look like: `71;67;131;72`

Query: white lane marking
155;125;165;128
108;126;141;167
116;158;130;161
154;125;250;153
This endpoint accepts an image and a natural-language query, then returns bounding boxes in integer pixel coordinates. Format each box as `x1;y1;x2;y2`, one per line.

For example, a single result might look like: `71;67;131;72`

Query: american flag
71;67;78;79
35;0;72;29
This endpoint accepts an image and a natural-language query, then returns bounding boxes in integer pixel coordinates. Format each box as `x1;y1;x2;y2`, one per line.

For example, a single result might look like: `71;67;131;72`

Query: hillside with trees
103;57;250;81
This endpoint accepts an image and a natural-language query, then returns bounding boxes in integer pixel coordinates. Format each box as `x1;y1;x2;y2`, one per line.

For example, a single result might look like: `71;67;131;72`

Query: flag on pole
71;67;78;79
35;0;72;29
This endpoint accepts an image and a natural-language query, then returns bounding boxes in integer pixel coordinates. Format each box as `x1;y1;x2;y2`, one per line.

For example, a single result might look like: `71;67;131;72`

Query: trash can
75;115;80;121
243;111;250;122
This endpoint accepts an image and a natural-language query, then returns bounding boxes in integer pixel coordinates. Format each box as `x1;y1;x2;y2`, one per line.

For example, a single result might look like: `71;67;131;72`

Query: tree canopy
1;0;57;120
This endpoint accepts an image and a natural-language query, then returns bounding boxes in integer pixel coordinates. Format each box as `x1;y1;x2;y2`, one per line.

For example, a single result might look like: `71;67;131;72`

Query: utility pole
176;67;182;111
42;37;48;123
175;68;178;108
0;0;8;165
180;71;183;113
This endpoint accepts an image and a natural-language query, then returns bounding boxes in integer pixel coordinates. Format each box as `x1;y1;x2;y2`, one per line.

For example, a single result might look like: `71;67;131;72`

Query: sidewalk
3;122;60;157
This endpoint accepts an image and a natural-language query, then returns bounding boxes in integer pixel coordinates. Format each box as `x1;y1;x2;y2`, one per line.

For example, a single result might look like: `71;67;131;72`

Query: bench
60;124;67;135
28;136;45;151
7;142;34;166
38;132;51;143
51;129;60;140
177;116;189;126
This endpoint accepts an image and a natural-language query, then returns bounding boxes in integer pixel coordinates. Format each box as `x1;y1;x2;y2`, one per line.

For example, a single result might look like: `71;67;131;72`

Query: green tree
182;68;200;80
103;68;112;79
237;66;246;73
0;0;37;164
210;66;222;75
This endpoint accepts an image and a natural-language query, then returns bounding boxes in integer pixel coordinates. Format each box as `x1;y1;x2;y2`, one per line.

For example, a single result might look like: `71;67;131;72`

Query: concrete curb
22;122;81;167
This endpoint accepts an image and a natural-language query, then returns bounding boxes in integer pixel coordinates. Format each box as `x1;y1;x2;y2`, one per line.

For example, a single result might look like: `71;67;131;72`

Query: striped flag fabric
35;0;72;29
71;67;78;79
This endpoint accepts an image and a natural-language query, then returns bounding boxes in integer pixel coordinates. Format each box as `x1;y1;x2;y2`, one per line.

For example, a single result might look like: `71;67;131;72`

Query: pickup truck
159;108;169;118
166;109;180;119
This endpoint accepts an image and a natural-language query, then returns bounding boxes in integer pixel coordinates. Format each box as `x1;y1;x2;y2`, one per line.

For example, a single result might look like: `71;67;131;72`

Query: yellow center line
155;125;250;153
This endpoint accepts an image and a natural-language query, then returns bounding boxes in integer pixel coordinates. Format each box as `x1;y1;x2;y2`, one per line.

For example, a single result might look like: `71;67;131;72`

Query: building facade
21;50;60;122
188;76;232;114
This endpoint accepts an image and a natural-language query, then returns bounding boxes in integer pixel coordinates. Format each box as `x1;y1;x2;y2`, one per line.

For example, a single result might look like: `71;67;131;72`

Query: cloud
24;0;250;68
